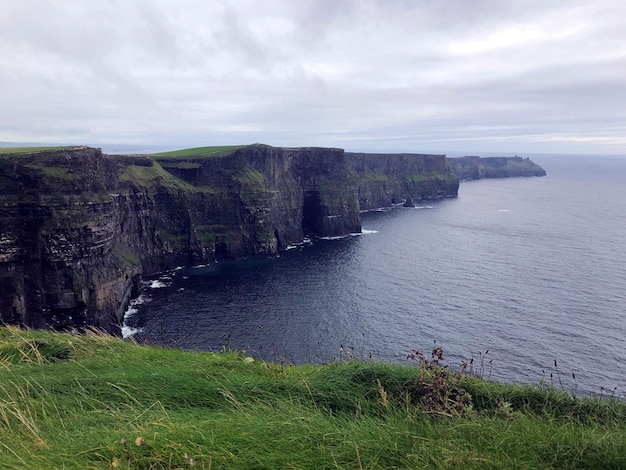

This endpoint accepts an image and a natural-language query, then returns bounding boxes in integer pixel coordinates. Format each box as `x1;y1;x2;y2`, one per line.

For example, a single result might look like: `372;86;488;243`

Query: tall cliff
0;147;138;331
448;156;546;181
346;152;459;210
1;144;456;332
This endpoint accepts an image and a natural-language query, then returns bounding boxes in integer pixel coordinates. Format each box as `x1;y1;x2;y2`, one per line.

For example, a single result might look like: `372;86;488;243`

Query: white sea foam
130;294;150;305
148;273;176;288
149;280;168;288
360;207;390;213
498;209;511;212
125;307;138;316
122;306;138;336
286;237;314;250
121;324;140;338
319;232;364;240
361;229;379;235
121;296;149;339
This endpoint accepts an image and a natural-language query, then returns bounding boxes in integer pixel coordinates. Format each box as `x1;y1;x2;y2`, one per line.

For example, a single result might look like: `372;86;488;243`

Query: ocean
124;154;626;396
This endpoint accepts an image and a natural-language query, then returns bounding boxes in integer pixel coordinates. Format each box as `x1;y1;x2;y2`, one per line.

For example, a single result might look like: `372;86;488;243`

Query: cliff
448;156;546;181
0;144;457;332
346;152;459;210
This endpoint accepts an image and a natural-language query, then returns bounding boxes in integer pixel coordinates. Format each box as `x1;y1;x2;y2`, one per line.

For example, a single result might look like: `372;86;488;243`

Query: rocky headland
0;144;462;332
346;152;458;210
448;155;547;180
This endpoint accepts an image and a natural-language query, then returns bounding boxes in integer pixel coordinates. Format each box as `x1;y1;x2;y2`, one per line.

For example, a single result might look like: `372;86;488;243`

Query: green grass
112;242;140;268
353;172;391;184
0;326;624;469
24;164;84;181
353;171;457;186
0;146;70;156
233;167;267;189
406;171;458;184
118;162;195;190
193;224;230;244
158;162;203;170
152;146;245;159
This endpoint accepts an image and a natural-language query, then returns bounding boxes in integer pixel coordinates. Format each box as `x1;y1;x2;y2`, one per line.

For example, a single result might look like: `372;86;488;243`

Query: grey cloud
1;0;626;154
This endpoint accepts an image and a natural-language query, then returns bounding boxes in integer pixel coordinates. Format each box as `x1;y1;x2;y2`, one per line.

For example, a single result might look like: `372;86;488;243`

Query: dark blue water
125;155;626;396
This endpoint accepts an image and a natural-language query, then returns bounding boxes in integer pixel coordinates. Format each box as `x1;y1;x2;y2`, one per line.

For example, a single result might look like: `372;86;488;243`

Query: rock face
0;147;139;331
1;144;457;332
448;156;546;181
346;152;459;210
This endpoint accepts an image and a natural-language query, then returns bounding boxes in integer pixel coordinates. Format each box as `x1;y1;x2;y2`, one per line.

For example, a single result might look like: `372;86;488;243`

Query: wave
129;294;150;305
121;295;150;339
121;324;140;339
319;232;364;241
359;207;392;213
286;237;314;250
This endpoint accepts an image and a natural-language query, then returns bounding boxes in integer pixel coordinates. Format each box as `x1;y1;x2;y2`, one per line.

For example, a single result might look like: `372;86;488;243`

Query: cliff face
0;144;457;332
448;156;546;181
153;145;362;252
346;152;459;210
0;147;139;331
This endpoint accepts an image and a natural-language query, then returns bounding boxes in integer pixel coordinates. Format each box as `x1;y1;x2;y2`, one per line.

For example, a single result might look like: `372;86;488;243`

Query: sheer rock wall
0;145;458;331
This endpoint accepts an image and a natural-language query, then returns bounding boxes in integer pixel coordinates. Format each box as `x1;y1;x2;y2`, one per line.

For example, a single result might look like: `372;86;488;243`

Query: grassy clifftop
1;326;624;469
152;145;245;159
0;146;71;156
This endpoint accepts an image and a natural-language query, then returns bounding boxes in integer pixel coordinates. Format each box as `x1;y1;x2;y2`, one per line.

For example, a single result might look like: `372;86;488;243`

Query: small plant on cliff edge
406;341;472;415
464;349;494;380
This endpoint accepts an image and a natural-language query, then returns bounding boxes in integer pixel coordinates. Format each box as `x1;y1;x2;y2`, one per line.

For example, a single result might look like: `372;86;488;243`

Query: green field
0;326;624;469
0;146;70;155
153;146;245;159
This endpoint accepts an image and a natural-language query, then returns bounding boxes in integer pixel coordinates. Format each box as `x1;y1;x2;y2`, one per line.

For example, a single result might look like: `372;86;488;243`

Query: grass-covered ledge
0;325;624;469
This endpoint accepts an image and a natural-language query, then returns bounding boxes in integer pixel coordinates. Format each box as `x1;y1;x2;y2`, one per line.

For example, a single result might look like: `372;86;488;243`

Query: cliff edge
346;152;459;210
448;156;546;181
0;144;458;332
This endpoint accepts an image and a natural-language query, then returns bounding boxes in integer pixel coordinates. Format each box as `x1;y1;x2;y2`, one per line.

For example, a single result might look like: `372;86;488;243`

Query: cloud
1;0;625;154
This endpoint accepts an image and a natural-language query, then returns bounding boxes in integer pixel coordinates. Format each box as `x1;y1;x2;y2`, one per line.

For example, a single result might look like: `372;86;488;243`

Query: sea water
125;154;626;396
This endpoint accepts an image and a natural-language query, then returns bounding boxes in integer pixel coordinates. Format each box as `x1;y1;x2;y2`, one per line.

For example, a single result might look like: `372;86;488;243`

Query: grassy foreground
0;326;624;469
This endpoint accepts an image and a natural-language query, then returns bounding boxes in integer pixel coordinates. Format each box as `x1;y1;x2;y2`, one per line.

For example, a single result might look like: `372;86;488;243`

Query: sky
1;0;626;155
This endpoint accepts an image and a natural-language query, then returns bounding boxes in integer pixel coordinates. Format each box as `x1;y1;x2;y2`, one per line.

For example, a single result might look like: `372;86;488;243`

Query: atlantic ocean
125;154;626;397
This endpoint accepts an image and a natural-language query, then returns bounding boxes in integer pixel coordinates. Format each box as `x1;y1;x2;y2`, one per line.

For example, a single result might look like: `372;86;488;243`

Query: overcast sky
1;0;625;155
